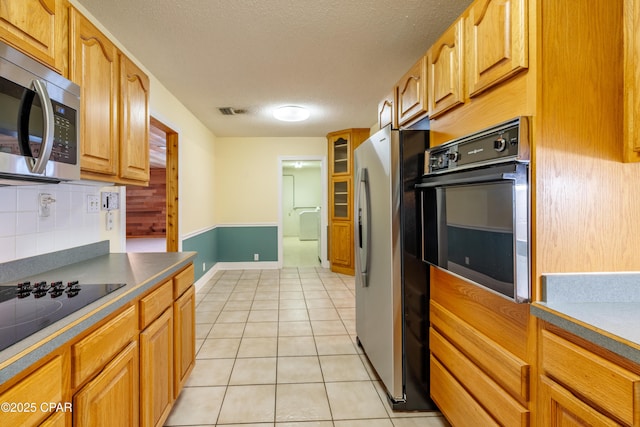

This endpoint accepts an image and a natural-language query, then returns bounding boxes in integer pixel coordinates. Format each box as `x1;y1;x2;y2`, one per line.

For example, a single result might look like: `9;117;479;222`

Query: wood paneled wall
126;168;166;237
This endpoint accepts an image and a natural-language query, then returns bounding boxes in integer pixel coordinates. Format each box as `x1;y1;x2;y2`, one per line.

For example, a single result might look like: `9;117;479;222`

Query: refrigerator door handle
356;167;371;287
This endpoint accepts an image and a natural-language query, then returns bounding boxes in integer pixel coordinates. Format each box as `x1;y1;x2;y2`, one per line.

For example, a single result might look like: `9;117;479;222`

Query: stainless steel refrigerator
354;124;435;410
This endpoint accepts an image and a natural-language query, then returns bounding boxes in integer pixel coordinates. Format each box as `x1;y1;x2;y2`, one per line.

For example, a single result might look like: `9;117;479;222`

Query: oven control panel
425;117;529;174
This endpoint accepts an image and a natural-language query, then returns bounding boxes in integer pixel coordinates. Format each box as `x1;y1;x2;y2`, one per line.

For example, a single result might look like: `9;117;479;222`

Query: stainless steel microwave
0;40;80;185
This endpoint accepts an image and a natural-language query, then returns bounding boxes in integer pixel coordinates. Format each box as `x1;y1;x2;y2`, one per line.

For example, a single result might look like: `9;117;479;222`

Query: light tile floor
282;236;320;267
164;267;450;427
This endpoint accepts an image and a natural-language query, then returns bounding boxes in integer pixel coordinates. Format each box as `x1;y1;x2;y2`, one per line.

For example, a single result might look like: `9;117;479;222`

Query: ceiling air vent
218;107;246;115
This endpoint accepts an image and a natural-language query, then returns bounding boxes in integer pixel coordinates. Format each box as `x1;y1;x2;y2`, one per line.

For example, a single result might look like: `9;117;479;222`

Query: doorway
279;156;328;268
126;117;179;252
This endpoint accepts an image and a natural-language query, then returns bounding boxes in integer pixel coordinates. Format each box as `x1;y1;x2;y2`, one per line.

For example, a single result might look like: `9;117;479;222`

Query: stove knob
494;137;507;152
447;152;459;162
17;281;32;293
50;281;64;293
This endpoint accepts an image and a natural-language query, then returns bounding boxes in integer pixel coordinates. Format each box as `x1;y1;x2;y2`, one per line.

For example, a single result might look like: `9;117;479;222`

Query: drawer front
139;279;173;329
173;264;194;299
541;329;640;425
72;305;138;388
430;328;530;426
430;355;499;426
430;301;530;402
0;355;66;426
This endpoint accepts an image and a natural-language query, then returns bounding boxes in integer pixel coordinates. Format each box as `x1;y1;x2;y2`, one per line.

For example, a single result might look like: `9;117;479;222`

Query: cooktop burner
0;281;126;352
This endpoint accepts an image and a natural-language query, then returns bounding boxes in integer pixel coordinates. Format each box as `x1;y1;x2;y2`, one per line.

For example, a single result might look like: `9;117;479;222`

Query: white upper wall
214;137;326;223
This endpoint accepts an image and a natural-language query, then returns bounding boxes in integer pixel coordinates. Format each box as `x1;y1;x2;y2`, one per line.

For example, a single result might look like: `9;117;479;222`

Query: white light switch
87;195;100;213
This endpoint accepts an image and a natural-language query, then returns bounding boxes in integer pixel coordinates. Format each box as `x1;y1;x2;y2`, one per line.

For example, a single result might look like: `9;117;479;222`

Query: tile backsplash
0;183;103;262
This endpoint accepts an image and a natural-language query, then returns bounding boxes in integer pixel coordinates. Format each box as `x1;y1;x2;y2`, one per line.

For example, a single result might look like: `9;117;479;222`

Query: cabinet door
397;55;428;126
328;132;351;175
330;221;352;269
429;18;465;118
330;177;351;221
140;308;174;427
173;286;195;398
624;0;640;162
70;8;119;177
539;376;621;427
0;0;65;71
378;91;395;129
74;341;139;427
467;0;528;97
120;54;150;184
0;355;67;427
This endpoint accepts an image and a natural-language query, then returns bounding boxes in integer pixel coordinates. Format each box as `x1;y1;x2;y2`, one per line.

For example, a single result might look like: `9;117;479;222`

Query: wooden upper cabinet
624;0;640;162
0;0;67;72
378;91;395;129
120;55;150;183
397;55;428;126
429;18;465;118
467;0;528;97
70;8;119;177
70;7;150;184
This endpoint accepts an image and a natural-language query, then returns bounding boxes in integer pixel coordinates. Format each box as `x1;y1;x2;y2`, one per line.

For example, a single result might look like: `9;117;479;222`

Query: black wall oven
417;117;531;303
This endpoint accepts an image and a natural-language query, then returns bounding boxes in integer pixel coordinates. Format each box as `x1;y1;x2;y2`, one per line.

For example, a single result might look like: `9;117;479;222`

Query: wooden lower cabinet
429;268;531;426
74;341;139;427
173;285;196;397
329;221;353;275
539;326;640;426
140;308;174;427
430;300;530;426
0;354;68;427
0;262;195;427
539;375;621;427
430;356;499;426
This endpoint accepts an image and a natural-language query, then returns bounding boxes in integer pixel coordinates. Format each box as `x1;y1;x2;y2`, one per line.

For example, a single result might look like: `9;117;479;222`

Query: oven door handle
355;167;371;287
416;170;523;188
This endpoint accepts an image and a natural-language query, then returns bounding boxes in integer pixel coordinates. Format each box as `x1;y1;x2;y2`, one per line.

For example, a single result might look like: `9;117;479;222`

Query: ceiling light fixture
273;105;310;122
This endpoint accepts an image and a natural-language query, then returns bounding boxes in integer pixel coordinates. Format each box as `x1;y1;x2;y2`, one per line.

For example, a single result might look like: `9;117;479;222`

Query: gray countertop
0;250;197;383
531;272;640;364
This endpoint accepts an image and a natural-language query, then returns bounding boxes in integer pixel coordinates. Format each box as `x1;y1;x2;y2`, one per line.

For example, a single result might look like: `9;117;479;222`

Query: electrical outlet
38;193;55;217
106;211;114;231
253;253;259;261
202;262;206;272
87;195;100;213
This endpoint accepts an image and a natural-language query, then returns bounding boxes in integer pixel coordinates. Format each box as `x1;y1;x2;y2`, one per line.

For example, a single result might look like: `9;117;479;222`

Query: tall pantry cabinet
327;128;369;275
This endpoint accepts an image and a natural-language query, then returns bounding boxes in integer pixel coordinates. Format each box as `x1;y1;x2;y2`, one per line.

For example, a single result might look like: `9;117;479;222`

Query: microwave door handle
29;80;55;174
17;80;55;174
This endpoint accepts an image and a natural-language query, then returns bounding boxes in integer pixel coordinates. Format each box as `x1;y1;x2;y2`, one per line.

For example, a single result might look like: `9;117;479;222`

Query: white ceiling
75;0;472;138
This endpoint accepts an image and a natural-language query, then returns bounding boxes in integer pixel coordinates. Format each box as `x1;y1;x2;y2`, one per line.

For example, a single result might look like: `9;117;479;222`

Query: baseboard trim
193;261;279;292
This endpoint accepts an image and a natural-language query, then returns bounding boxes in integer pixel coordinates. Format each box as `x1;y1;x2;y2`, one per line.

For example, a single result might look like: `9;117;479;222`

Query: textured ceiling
75;0;472;137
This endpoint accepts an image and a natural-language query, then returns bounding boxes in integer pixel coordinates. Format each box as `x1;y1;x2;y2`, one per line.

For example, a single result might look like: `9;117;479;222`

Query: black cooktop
0;281;125;352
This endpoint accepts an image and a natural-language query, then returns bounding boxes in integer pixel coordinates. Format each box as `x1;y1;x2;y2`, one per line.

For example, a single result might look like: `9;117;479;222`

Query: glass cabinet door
331;135;350;175
331;177;351;220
